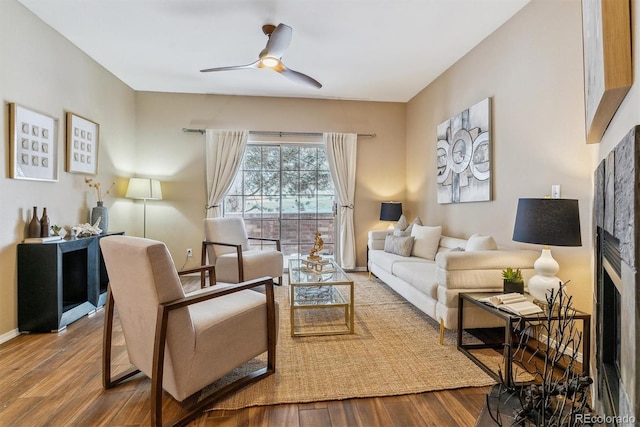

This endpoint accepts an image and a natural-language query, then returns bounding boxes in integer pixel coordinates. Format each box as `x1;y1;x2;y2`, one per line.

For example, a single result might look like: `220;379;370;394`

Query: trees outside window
224;144;335;261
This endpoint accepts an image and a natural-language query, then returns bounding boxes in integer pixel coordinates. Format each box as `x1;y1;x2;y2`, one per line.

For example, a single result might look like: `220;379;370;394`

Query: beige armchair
202;217;284;284
100;235;277;426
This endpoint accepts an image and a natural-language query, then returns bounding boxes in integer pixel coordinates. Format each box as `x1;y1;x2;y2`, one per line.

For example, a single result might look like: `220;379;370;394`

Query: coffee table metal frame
457;292;591;388
288;258;354;337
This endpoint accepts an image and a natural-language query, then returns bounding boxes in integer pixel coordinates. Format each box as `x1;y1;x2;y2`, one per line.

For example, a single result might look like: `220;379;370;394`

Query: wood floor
0;305;490;427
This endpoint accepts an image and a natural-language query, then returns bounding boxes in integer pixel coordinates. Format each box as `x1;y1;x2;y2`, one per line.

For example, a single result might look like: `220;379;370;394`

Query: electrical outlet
186;248;193;257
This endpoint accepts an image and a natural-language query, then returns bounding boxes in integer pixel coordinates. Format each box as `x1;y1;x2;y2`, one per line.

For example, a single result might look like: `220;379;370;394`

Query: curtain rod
182;128;376;138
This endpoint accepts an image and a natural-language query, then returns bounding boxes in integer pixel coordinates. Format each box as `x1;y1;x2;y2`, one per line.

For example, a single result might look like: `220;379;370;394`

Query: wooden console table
17;232;122;332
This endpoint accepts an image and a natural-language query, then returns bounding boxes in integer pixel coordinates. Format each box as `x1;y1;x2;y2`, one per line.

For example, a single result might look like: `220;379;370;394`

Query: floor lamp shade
380;202;403;221
126;178;163;237
512;198;581;301
126;178;163;200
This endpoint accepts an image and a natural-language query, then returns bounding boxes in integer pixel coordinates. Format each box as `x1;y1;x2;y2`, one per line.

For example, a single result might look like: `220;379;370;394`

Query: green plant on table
502;267;523;283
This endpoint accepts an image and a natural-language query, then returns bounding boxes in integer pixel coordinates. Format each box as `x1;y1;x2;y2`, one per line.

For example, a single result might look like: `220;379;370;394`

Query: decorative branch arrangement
85;178;115;202
488;283;594;426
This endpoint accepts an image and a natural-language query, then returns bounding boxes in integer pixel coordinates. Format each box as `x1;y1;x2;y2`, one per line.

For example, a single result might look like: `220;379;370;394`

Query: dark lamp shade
380;202;402;221
513;198;582;247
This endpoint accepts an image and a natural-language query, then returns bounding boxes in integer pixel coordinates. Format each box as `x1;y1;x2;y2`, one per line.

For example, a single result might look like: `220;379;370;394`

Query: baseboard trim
0;328;20;344
535;332;584;364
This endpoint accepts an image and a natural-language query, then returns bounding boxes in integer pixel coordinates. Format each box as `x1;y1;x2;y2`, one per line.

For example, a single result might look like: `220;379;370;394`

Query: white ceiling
17;0;530;102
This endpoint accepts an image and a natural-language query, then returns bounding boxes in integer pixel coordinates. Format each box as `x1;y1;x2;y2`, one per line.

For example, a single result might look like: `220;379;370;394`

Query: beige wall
0;0;136;338
406;0;598;313
133;92;406;270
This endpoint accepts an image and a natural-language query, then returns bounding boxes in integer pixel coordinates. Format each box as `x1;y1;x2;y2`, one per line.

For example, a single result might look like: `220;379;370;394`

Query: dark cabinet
17;232;122;332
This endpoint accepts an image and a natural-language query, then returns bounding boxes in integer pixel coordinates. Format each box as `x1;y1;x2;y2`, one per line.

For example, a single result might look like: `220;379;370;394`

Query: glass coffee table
288;258;354;337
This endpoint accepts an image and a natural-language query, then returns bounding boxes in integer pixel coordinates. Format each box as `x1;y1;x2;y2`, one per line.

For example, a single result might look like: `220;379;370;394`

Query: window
223;144;335;261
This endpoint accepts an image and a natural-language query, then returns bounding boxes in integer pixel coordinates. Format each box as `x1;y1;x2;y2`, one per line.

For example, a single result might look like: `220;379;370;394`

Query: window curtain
324;132;357;269
205;129;248;218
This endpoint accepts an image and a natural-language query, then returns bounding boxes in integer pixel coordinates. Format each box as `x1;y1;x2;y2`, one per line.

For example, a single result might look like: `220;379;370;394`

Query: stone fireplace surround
594;125;640;423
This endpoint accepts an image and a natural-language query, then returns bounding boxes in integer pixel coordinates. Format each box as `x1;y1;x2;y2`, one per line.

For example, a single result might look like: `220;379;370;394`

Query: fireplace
594;126;640;424
597;230;623;418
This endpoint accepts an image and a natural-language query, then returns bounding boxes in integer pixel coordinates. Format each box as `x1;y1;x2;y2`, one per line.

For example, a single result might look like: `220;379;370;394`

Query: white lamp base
527;248;562;302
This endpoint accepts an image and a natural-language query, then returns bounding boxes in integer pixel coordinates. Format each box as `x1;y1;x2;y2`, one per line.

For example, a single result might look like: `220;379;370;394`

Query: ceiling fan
200;23;322;89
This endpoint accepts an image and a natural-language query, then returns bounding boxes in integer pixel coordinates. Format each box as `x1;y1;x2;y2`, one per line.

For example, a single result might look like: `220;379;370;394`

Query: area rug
200;272;499;410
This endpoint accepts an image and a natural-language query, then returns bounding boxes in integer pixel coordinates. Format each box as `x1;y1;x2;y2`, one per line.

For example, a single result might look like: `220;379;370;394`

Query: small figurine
308;231;324;261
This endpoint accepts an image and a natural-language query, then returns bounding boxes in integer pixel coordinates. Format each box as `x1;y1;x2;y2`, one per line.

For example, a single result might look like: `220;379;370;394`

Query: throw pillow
394;214;409;233
393;216;423;237
405;216;423;235
384;235;415;257
466;234;498;251
410;224;442;260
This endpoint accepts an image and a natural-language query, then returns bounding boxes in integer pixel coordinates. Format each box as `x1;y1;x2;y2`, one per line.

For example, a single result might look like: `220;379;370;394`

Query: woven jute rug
199;272;500;410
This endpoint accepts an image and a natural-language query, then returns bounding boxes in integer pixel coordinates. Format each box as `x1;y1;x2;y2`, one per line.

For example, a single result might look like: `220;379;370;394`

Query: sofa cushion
411;225;442;260
466;234;498;251
384;235;414;257
392;261;438;299
369;250;430;272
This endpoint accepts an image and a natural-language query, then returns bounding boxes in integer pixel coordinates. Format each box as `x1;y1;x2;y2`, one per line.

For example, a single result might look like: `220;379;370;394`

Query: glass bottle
40;207;50;237
28;206;41;238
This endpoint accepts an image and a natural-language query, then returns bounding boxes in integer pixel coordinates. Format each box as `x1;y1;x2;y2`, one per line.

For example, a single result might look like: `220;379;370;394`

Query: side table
457;292;591;387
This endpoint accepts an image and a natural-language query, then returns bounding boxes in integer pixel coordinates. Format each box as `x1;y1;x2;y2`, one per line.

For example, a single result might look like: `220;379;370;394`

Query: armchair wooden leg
439;319;445;345
103;286;140;389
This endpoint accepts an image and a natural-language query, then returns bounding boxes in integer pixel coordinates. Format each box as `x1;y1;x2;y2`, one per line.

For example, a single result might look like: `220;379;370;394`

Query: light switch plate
551;185;561;199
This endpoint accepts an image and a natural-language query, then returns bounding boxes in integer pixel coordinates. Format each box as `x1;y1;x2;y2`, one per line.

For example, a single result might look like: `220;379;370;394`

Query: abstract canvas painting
581;0;631;144
436;98;491;204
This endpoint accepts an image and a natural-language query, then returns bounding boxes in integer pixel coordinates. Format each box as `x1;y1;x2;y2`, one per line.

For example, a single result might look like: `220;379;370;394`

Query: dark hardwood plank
382;395;429;427
326;399;362;427
299;407;332;427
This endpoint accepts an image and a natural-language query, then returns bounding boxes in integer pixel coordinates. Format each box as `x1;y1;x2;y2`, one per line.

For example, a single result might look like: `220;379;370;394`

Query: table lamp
512;198;581;302
380;202;402;228
126;178;163;237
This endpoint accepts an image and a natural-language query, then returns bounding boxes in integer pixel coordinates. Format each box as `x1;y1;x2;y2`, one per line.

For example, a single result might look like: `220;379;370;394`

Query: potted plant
502;267;524;294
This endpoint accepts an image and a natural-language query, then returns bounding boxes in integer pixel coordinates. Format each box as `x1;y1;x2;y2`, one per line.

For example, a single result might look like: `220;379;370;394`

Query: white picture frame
9;103;59;182
66;112;99;175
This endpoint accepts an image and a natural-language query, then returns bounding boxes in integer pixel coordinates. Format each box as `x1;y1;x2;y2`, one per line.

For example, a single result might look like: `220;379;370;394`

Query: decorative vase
28;206;41;238
40;207;50;237
91;201;108;234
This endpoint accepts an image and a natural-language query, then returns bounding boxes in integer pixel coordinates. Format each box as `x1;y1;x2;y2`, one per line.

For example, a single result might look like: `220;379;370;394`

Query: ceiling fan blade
277;63;322;89
261;23;292;59
200;61;259;73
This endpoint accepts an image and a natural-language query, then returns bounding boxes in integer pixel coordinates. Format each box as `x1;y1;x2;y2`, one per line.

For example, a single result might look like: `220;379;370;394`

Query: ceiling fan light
261;56;280;67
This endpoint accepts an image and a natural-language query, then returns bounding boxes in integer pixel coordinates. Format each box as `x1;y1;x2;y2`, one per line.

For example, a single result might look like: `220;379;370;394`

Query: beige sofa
367;229;539;337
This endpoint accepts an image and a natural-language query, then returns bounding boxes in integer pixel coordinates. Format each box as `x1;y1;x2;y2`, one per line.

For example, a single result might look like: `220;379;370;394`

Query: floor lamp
126;178;163;237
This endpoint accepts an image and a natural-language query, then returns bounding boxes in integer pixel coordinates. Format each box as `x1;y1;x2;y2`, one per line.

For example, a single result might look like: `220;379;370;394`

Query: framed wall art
66;112;99;175
9;103;59;182
436;97;491;204
582;0;632;144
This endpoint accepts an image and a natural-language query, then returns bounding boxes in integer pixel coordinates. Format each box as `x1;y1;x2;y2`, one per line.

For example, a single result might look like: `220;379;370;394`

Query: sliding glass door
223;143;336;263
